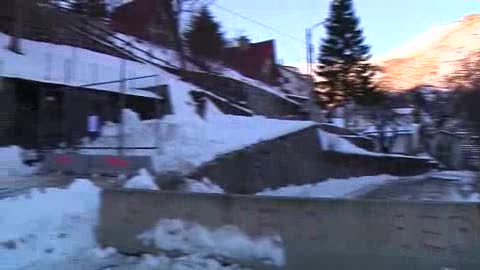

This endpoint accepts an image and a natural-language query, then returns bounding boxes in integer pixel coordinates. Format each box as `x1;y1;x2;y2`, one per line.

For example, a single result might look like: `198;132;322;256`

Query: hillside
378;14;480;91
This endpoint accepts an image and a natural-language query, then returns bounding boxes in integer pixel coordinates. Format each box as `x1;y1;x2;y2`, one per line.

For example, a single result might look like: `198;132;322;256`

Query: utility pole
118;59;126;156
305;21;325;78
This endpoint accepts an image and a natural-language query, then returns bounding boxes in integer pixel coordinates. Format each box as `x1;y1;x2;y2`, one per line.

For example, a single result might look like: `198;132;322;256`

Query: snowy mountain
378;14;480;91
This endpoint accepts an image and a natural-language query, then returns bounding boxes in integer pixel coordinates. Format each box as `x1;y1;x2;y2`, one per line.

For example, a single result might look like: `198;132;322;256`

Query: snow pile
318;129;430;160
137;253;250;270
83;111;315;173
0;179;100;269
181;178;225;194
0;146;35;177
124;169;159;191
318;130;374;155
138;219;285;267
258;175;407;198
90;246;118;259
429;170;477;181
122;108;144;135
0;179;254;269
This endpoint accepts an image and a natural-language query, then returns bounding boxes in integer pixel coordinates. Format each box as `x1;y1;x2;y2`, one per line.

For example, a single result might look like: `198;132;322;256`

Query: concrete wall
190;126;432;194
98;190;480;270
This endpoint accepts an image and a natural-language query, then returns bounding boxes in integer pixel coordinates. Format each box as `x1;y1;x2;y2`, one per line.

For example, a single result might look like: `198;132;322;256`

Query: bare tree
445;51;480;90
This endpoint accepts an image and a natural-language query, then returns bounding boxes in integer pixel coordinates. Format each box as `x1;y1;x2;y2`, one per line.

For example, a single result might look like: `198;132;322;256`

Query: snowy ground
258;171;480;202
257;174;423;199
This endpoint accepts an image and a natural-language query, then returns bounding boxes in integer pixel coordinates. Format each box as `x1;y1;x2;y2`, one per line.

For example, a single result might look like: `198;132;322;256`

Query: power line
212;3;305;47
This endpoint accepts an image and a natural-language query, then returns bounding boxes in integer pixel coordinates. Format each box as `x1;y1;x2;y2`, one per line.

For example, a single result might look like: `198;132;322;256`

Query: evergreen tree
184;7;225;60
315;0;379;107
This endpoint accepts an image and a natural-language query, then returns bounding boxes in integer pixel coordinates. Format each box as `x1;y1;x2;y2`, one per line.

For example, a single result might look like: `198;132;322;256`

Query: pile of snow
0;179;101;269
0;146;36;177
318;129;429;159
257;175;413;198
137;253;250;270
138;219;285;267
83;109;315;173
181;178;225;194
318;130;374;155
122;108;144;135
124;169;159;191
0;179;258;269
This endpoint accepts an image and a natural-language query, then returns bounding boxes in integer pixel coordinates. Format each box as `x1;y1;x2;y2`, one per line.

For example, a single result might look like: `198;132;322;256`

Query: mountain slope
378;14;480;91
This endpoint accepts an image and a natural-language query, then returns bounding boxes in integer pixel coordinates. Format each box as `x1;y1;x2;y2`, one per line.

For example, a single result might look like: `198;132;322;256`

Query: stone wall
190;126;432;194
98;189;480;270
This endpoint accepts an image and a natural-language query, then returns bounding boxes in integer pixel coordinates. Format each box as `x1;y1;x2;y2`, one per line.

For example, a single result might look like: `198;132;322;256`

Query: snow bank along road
0;179;261;270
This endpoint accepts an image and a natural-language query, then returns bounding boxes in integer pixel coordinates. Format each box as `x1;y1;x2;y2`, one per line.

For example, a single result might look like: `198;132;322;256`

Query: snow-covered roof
0;33;159;98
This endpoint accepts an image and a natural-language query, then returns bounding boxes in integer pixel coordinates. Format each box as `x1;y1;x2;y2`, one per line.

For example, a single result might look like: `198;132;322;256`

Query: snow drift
138;219;286;267
82;109;315;174
0;146;36;177
124;168;159;191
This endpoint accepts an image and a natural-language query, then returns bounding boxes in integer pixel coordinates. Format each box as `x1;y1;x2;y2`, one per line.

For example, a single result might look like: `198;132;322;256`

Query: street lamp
305;21;326;77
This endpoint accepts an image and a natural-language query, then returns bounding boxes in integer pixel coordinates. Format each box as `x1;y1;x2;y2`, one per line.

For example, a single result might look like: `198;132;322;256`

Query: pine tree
315;0;379;107
184;7;225;60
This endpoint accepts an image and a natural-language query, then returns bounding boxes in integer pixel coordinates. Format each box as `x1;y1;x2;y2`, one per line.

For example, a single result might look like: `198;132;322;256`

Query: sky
210;0;480;68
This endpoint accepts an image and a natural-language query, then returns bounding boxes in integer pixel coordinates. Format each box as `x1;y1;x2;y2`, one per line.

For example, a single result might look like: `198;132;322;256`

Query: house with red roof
110;0;176;46
223;40;279;85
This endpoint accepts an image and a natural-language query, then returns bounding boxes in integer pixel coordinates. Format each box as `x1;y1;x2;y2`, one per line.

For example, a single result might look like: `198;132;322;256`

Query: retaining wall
98;189;480;270
190;126;432;194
